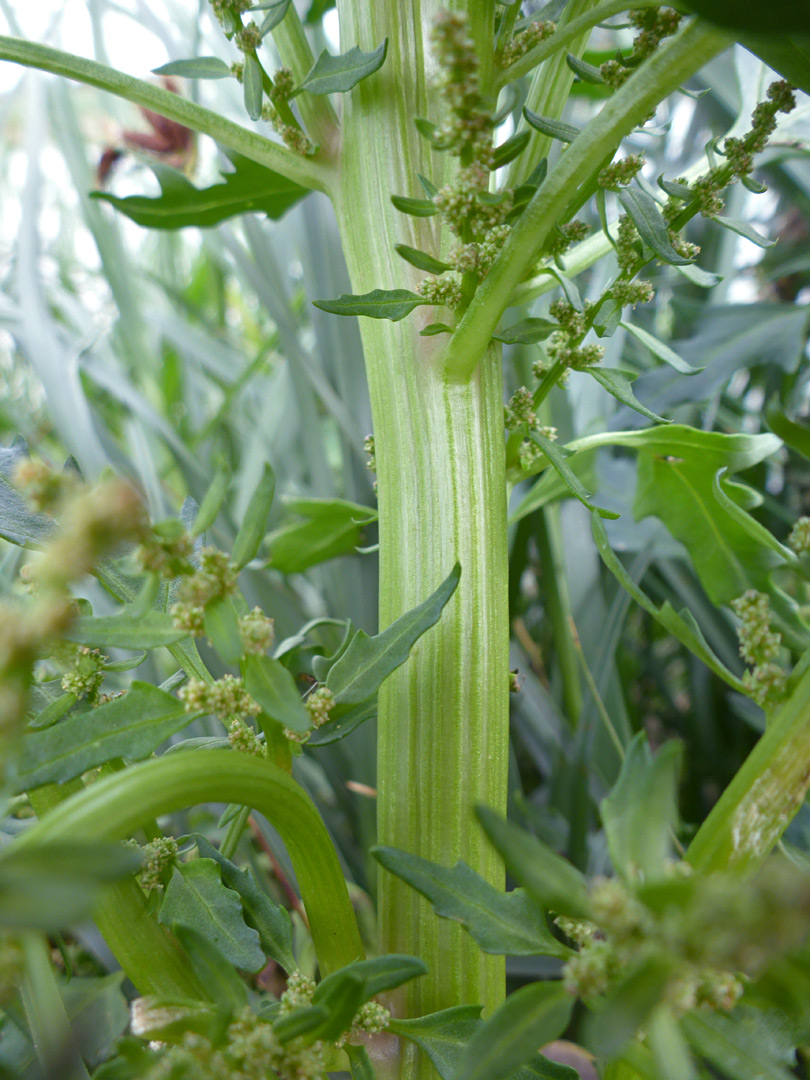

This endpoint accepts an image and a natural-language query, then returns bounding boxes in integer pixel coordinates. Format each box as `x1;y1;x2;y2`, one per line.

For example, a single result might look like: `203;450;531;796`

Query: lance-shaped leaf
584;953;676;1059
618;187;694;265
372;846;570;957
513;1056;580;1079
476;807;591;918
675;262;722;288
152;57;234;80
566;53;605;84
621;321;700;375
491;129;531;169
243;654;310;734
395;244;452;274
232;462;275;568
194;834;296;972
314;956;427;1012
307;699;377;746
326;563;461;704
493;318;557;344
529;432;618;520
243;52;264;121
456;981;574;1080
159;859;265;972
710;215;775;249
0;842;143;929
92;152;308;229
584;368;670;424
294;39;388;96
13;682;193;793
254;0;292;34
192;463;230;535
680;1010;797;1080
345;1045;377;1080
523;108;580;143
420;322;453;337
265;496;376;574
313;289;424;321
391;195;439;217
274;1005;331;1044
388;1007;483;1080
766;405;810;461
65;609;188;649
600;733;682;882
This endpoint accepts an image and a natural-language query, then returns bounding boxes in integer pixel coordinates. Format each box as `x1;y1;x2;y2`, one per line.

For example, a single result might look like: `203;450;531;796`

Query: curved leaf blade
313;289;424;321
153;57;233;79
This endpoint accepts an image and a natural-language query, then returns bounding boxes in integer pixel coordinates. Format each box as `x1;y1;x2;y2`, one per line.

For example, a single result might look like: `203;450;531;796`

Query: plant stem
18;751;364;976
535;508;583;727
271;6;340;152
21;932;91;1080
0;35;333;193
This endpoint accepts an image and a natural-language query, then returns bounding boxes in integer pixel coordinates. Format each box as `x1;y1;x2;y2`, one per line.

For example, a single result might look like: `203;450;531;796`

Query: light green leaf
159;859;265;972
620;321;700;375
65;609;188;649
265;496;375;573
513;1055;581;1079
173;926;249;1010
243;51;264;121
600;733;682;882
395;244;452;274
529;432;618;520
491;129;531;168
391;195;439;217
204;597;244;665
566;53;605;84
420;322;454;336
274;1006;331;1044
194;834;296;973
456;981;574;1080
710;215;775;248
192;463;230;535
243;654;310;734
152;57;233;79
674;262;722;288
372;846;570;957
680;1010;797;1080
346;1044;377;1080
326;563;461;704
257;0;292;34
523;108;580;143
492;318;558;344
232;462;275;568
712;468;796;564
584;368;670;424
585;954;676;1059
388;1006;483;1080
313;289;423;321
294;39;388;95
314;955;427;1004
306;699;376;745
618;187;694;266
92;152;307;229
14;682;193;793
766;404;810;460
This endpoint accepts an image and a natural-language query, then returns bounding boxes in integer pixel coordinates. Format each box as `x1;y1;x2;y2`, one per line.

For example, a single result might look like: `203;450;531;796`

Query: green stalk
535;506;583;727
687;665;810;875
17;751;364;977
336;4;509;1072
21;932;91;1080
270;7;340;152
0;36;333;193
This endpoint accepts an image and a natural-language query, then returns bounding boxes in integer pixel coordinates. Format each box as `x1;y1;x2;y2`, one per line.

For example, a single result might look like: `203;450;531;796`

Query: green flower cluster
601;8;682;89
239;607;276;656
132;836;179;893
179;675;260;721
788;516;810;554
731;589;787;708
501;19;556;67
171;547;238;636
60;645;107;702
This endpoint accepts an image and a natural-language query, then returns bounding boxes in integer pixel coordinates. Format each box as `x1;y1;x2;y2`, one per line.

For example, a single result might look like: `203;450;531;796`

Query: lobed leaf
265;496;376;573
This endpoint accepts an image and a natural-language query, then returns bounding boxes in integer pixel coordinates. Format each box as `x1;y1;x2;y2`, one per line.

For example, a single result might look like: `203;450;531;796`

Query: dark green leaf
766;405;810;460
306;699;376;745
313;289;424;321
29;691;77;730
476;807;591;918
621;321;701;375
585;954;676;1058
274;1006;330;1044
391;195;439;217
527;158;548;187
584;367;670;424
417;173;438;198
309;972;366;1042
674;262;723;287
491;129;531;169
677;0;810;33
493;318;558;344
513;1055;581;1079
159;859;265;972
710;215;775;248
243;51;264;121
600;733;682;881
152;57;233;79
315;955;427;1003
204;597;243;665
102;652;147;673
457;981;574;1080
265;496;375;573
388;1006;483;1080
13;682;192;793
326;563;461;704
346;1044;378;1080
372;846;570;957
192;463;230;535
232;462;275;568
194;834;296;972
0;843;142;929
420;322;454;336
65;609;188;649
395;244;452;274
173;926;248;1010
680;1010;797;1080
529;432;619;519
657;175;693;200
92;152;307;229
566;53;604;83
618;187;694;265
243;654;310;734
294;39;388;95
523;108;580;143
256;0;292;34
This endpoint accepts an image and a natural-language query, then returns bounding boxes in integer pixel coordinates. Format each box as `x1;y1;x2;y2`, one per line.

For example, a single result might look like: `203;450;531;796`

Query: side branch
0;36;334;194
442;18;729;382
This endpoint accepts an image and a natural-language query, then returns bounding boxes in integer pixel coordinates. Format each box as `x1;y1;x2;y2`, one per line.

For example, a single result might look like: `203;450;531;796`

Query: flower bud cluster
730;589;787;707
502;20;556;67
417;275;463;309
137;836;179;893
616;215;641;274
505;387;536;432
434;163;513;240
12;457;80;513
171;547;237;635
598;154;644;191
788;516;810;554
363;434;376;474
306;686;335;728
239;607;275;655
0;597;74;738
518;429;558;472
607;279;654;307
228;717;266;756
600;8;682;89
430;13;492;159
261;104;314;156
542;300;604;372
61;645;107;702
137;527;194;579
236;22;262;52
179;675;260;720
549;220;590;259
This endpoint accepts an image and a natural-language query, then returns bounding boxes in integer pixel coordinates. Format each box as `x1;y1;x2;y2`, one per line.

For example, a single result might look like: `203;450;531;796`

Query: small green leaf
173;926;248;1010
542;266;583;310
476;807;590;918
346;1044;378;1080
584;367;670;424
523;107;580;143
620;321;701;375
417;173;438;198
232;462;275;568
493;318;558;344
92;152;307;229
274;1005;330;1044
566;53;604;83
256;0;292;34
391;195;439;217
159;859;265;972
294;39;388;95
265;496;375;573
530;432;619;519
372;846;570;957
314;956;426;1009
710;215;776;248
313;289;424;321
618;187;694;265
204;597;244;665
388;1006;483;1080
456;981;574;1080
657;175;693;201
194;834;296;972
601;733;682;882
395;244;452;274
585;953;676;1059
243;51;265;121
29;691;77;730
306;699;376;745
193;463;230;535
308;972;366;1042
65;609;188;649
14;682;193;793
102;652;147;673
527;158;549;187
674;262;722;288
243;654;310;734
420;322;454;336
152;57;234;79
326;563;461;704
491;129;531;169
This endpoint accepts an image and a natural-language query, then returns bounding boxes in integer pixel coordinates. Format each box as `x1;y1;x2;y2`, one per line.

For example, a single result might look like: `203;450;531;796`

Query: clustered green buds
133;836;179;893
600;8;682;89
501;19;556;67
788;516;810;554
517;428;558;472
417;275;463;309
137;524;194;579
504;387;536;432
430;13;492;160
363;434;376;474
542;300;605;373
12;457;80;512
179;675;260;721
730;589;787;707
598;154;645;191
171;547;238;636
60;645;107;702
228;717;266;756
238;607;276;656
305;686;335;728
